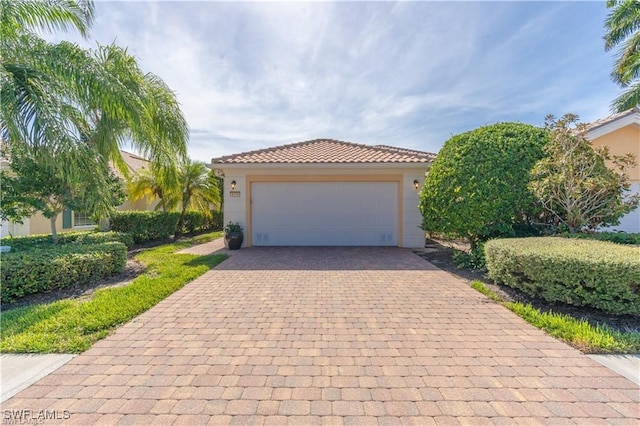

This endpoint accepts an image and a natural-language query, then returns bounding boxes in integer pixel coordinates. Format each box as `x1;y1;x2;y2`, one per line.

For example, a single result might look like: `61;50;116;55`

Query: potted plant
224;221;244;250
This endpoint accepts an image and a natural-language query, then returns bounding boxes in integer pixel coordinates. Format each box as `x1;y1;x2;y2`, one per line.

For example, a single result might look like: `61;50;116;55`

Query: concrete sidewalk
589;354;640;386
1;354;75;402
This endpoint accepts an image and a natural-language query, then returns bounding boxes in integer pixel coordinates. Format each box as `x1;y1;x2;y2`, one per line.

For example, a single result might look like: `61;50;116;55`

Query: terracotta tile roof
119;151;150;173
212;139;436;164
110;151;151;179
586;106;640;132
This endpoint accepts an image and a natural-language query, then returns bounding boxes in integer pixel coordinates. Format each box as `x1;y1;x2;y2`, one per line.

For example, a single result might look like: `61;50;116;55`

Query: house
586;107;640;233
0;151;155;237
211;139;435;248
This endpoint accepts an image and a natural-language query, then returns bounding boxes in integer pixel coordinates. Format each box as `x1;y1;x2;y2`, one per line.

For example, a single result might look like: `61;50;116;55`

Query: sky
50;0;622;162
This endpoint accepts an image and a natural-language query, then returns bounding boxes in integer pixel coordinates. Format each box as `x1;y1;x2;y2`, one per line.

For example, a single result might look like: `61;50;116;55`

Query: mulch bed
414;239;640;334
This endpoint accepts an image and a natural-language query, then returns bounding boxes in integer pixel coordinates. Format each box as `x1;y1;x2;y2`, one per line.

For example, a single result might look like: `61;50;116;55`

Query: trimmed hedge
1;242;127;303
110;210;223;242
0;231;134;251
179;210;223;234
110;211;180;243
485;237;640;315
560;232;640;246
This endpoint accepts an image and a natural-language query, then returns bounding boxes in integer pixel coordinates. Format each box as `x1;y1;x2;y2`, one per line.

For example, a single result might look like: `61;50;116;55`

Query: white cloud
49;1;621;161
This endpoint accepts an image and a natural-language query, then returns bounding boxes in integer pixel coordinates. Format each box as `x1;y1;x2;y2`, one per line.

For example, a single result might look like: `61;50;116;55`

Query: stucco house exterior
211;139;435;248
586;107;640;233
0;151;156;237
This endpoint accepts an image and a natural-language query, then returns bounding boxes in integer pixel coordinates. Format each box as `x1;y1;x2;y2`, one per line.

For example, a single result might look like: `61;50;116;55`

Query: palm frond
0;0;94;39
611;81;640;112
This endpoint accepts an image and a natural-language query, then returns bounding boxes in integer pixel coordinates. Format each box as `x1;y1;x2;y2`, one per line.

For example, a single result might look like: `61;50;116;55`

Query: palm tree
0;0;94;39
128;165;180;212
177;160;221;216
128;159;221;234
0;0;188;226
604;0;640;111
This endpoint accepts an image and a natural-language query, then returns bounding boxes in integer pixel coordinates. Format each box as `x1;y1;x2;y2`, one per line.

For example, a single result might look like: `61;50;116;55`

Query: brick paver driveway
4;247;638;425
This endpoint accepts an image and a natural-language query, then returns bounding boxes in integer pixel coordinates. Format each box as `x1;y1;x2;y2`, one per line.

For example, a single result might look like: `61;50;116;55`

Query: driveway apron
3;247;638;425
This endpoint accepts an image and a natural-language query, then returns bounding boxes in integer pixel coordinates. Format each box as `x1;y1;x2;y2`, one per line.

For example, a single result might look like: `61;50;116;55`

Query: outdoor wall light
231;180;236;190
413;179;420;190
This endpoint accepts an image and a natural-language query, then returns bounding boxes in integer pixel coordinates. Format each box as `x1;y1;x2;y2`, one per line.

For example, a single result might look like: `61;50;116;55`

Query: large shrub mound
485;237;640;315
1;242;127;303
420;122;548;245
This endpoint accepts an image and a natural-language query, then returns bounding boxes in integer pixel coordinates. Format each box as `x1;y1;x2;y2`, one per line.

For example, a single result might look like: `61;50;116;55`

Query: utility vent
380;233;393;244
255;233;269;244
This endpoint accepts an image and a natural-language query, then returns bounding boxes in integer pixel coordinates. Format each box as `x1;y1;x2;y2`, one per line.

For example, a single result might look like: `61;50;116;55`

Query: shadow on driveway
213;247;441;271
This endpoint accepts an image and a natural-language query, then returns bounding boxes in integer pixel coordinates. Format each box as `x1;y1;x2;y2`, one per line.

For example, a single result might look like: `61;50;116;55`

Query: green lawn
471;281;640;354
0;232;226;353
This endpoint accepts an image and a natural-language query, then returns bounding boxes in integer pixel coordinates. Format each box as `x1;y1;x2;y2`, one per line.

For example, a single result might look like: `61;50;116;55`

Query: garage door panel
251;182;397;246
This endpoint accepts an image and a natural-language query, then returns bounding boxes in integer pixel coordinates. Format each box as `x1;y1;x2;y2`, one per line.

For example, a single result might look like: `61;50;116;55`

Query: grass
470;281;640;354
0;231;226;353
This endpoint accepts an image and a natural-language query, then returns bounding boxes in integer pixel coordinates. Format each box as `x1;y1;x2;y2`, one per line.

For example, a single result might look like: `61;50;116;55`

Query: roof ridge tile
212;139;436;165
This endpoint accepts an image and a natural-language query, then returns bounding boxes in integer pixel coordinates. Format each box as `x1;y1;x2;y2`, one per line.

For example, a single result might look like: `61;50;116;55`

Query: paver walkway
3;247;638;425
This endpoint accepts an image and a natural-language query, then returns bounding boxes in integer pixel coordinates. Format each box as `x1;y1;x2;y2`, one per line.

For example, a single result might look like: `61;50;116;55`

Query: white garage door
251;182;398;246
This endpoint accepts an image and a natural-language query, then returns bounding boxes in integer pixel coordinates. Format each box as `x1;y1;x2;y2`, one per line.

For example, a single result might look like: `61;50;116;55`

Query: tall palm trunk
175;193;191;236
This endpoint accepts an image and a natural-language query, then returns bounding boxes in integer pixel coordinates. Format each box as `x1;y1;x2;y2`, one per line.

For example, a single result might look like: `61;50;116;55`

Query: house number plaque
229;191;241;197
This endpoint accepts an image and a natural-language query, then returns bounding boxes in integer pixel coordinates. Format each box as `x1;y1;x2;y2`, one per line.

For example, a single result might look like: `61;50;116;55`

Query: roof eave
586;108;640;140
211;162;433;170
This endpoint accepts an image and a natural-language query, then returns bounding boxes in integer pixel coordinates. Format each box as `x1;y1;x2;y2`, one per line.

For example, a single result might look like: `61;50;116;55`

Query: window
73;211;95;227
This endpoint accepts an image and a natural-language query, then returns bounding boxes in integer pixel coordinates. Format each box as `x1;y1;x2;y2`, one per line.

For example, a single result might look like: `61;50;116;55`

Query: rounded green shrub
420;122;548;245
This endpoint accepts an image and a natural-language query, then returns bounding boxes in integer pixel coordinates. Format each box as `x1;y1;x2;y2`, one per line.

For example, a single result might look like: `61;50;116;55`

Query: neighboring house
0;151;155;237
586;107;640;233
212;139;435;248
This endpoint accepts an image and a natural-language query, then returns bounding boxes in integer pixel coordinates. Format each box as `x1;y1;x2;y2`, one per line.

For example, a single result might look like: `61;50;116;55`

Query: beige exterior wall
217;164;428;248
590;125;640;181
120;197;159;212
29;212;63;235
588;122;640;233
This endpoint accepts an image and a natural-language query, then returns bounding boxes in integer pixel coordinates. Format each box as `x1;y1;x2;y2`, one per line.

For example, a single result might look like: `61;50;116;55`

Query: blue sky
51;1;621;162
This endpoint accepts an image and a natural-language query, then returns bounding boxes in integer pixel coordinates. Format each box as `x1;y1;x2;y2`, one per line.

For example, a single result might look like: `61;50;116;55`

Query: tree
604;0;640;111
1;35;189;177
1;0;188;231
0;150;125;242
0;0;94;40
128;165;177;212
419;122;549;247
529;114;639;233
175;160;221;224
128;159;221;233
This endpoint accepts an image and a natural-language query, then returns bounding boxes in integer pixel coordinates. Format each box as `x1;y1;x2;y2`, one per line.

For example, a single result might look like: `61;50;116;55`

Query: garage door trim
246;174;404;247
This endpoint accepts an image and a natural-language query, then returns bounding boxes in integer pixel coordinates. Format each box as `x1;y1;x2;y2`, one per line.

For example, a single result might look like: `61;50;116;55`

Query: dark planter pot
224;231;244;250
